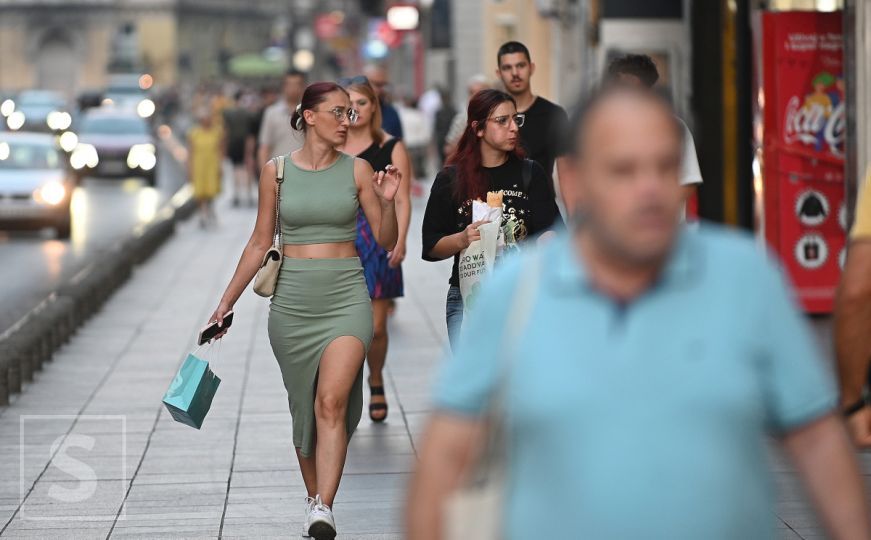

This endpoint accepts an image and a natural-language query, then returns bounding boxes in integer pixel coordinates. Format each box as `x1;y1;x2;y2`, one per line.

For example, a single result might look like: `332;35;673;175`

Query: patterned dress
355;138;404;299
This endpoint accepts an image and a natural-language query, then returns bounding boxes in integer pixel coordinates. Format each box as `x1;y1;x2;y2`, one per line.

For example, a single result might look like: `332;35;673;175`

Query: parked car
8;90;72;133
0;132;75;238
71;109;157;186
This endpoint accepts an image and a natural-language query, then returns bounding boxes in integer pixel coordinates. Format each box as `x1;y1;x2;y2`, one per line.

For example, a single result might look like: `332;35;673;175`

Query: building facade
0;0;285;95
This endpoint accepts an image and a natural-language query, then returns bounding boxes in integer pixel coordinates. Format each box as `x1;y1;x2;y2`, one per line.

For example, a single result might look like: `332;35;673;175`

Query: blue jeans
445;286;464;352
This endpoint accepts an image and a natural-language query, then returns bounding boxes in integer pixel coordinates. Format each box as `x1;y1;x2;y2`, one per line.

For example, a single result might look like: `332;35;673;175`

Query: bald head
562;86;685;266
570;86;682;160
364;64;389;98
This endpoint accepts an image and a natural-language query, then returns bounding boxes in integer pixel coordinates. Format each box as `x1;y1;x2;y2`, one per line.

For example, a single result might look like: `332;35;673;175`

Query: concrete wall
450;0;485;109
484;0;556;101
137;12;178;86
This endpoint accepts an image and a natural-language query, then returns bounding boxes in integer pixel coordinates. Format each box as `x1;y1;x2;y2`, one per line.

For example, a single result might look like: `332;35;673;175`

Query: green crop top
279;152;359;245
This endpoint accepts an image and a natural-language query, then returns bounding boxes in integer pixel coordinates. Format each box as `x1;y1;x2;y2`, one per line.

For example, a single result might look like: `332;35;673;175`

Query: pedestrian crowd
178;42;871;540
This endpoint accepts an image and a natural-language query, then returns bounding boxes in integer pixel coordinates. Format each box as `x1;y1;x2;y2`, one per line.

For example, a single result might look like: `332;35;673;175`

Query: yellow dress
188;125;223;200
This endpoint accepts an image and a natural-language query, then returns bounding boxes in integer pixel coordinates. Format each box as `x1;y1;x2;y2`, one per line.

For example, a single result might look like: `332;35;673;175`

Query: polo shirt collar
550;227;696;293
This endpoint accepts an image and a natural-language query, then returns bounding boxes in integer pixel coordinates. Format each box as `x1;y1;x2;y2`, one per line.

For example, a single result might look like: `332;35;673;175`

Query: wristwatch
843;387;870;417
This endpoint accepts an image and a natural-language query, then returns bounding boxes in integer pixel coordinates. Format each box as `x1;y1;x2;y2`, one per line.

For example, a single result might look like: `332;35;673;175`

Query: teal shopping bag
162;353;221;429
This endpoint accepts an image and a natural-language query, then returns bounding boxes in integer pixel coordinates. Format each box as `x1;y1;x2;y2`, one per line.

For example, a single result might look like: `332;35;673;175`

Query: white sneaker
306;495;337;540
301;496;316;538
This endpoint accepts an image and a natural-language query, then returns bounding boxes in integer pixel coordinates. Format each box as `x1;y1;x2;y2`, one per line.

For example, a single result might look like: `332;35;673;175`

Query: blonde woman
338;75;412;422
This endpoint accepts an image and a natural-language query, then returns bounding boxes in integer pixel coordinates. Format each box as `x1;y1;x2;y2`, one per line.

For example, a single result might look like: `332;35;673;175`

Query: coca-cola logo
783;78;845;158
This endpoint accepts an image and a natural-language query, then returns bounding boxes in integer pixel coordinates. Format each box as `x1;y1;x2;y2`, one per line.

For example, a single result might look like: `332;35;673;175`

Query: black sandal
369;384;388;423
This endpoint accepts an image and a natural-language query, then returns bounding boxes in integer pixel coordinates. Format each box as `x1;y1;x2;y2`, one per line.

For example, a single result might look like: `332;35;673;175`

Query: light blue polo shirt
434;225;837;540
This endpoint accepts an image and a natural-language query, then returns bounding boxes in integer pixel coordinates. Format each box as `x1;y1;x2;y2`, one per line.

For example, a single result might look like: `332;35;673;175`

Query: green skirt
268;257;373;458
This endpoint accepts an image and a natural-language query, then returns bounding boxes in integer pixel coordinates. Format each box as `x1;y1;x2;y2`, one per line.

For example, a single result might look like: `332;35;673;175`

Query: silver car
72;109;157;186
0;132;74;238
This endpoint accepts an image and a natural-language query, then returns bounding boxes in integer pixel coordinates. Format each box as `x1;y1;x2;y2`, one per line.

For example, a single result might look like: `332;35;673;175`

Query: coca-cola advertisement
761;11;845;313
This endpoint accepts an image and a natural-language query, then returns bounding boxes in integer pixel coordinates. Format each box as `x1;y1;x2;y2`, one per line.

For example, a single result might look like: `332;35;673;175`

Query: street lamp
387;5;419;31
293;49;315;71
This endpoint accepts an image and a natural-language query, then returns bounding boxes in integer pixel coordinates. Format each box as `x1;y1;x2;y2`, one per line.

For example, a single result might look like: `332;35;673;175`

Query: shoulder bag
252;155;286;297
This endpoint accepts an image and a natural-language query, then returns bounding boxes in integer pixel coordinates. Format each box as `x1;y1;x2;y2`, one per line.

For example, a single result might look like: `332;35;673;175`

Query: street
1;1;870;538
0;145;184;335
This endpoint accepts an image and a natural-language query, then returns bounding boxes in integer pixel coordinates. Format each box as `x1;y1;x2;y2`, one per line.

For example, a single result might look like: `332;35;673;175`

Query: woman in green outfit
208;82;400;540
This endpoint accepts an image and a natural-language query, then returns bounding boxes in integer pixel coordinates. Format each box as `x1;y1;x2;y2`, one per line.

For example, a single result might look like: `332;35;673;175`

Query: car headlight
0;99;14;117
127;143;156;170
6;111;25;131
34;181;66;206
70;143;98;170
0;142;9;160
46;111;72;131
137;99;156;119
59;131;78;153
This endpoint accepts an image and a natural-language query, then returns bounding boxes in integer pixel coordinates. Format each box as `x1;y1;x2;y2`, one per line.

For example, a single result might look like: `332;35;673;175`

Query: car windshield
18;92;64;107
79;116;148;136
0;141;60;170
106;87;143;95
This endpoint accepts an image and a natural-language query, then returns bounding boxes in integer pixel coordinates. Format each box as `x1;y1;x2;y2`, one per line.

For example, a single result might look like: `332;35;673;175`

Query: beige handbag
252;155;286;297
443;255;540;540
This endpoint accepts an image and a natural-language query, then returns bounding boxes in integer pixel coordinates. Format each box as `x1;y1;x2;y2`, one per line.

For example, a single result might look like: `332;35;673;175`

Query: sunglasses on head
338;76;370;88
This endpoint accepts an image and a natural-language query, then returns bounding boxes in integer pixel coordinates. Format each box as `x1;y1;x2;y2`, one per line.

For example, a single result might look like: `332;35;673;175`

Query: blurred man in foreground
835;167;871;446
407;86;870;540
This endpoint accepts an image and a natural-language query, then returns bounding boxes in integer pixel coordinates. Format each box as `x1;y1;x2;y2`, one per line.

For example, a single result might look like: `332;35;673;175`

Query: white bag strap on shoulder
474;253;541;481
273;154;286;181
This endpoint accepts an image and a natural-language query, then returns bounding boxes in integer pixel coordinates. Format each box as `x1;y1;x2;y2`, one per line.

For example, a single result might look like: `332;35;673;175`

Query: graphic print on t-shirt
456;185;530;243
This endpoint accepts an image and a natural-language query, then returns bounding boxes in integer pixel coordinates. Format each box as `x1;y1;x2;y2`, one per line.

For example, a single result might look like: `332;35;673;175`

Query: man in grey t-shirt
257;69;306;167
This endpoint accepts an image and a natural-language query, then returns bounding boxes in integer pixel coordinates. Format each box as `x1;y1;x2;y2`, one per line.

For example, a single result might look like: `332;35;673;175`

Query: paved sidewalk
0;190;867;539
0;190;450;539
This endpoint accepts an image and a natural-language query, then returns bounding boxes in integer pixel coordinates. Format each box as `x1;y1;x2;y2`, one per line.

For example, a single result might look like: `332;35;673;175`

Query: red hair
447;89;524;202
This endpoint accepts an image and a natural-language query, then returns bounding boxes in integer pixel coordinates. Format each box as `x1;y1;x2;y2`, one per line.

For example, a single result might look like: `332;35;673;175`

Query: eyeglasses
338;75;370;87
316;107;359;124
487;113;525;128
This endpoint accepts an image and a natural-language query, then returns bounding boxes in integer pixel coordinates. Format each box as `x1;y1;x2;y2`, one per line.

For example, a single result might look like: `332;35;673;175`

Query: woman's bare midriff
282;241;357;259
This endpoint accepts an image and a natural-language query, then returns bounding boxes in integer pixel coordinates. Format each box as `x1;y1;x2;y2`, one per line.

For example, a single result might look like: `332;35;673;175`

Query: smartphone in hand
198;311;234;346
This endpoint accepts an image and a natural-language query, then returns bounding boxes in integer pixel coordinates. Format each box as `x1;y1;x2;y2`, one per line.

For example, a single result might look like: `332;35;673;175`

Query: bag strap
521;158;534;192
471;252;541;484
271;155;285;247
192;337;222;364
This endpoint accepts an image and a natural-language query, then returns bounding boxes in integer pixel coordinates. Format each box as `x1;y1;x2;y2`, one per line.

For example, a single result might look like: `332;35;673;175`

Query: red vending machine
759;11;847;313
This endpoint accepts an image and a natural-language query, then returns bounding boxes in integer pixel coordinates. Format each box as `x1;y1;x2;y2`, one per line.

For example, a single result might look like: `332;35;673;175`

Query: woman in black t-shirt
421;89;561;350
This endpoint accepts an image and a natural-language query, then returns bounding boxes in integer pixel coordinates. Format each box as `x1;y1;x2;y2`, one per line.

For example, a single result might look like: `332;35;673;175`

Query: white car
7;90;73;134
0;132;75;238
